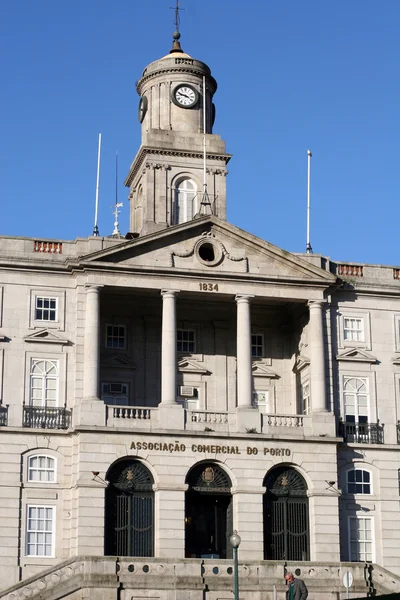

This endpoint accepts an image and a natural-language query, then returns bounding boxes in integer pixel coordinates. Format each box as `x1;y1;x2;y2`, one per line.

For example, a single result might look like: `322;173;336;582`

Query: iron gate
263;467;309;561
185;463;233;559
105;460;154;557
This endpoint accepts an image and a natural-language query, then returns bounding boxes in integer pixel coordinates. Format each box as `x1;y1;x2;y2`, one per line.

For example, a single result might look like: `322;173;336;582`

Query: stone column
159;290;184;429
308;300;327;412
235;295;254;409
83;285;101;399
235;295;260;432
76;285;105;427
161;290;178;405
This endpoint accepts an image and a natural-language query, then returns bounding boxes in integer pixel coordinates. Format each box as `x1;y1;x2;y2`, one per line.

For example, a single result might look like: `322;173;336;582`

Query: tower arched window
174;179;197;224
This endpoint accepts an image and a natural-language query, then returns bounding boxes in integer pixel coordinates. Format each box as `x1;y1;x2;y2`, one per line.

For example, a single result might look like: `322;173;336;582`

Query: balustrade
340;420;384;444
23;405;71;430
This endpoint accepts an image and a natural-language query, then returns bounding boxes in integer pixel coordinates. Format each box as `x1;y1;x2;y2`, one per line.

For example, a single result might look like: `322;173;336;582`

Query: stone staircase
1;557;399;600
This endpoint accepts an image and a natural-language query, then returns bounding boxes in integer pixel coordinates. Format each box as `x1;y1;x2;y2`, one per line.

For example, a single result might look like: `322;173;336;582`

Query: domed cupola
136;31;217;134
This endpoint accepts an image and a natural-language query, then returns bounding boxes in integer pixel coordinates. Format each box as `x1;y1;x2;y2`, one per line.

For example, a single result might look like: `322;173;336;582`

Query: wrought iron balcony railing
23;405;71;430
339;420;384;444
0;404;8;426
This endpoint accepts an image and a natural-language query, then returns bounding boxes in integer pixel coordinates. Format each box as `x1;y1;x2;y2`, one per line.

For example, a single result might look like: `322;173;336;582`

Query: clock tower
125;30;231;236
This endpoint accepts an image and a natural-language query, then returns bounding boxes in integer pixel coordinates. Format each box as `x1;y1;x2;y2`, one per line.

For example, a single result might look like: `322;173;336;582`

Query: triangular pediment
293;354;310;373
74;216;337;287
252;361;280;379
101;355;136;369
178;358;210;375
336;348;377;363
24;329;70;345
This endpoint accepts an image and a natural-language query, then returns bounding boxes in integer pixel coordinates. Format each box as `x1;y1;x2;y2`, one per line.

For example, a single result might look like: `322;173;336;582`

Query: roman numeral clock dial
172;83;199;108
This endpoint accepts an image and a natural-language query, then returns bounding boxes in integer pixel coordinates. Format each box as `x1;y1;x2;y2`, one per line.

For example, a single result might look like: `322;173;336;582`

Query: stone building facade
0;29;400;600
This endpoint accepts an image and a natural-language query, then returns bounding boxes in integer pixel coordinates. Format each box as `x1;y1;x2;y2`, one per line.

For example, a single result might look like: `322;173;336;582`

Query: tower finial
169;0;184;53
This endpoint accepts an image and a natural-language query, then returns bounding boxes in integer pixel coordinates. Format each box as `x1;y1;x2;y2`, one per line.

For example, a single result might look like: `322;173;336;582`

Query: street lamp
230;530;241;600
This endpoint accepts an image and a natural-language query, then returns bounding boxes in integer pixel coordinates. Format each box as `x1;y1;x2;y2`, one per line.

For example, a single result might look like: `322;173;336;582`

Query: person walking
285;572;308;600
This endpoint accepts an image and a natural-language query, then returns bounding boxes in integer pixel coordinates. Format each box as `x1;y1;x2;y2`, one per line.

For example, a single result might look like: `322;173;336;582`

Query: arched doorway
105;459;154;557
185;463;233;559
263;466;309;561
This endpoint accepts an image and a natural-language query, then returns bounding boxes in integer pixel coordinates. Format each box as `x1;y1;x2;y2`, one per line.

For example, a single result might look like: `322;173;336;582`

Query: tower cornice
124;146;231;187
136;64;217;96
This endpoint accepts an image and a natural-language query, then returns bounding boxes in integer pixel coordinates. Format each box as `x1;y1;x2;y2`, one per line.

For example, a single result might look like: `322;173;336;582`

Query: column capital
307;299;327;310
161;289;180;298
235;294;254;304
85;284;104;293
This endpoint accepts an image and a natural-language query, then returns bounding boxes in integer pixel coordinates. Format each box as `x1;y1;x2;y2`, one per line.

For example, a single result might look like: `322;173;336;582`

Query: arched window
346;468;371;494
343;377;369;424
28;455;56;483
105;460;154;557
174;179;197;224
263;466;309;561
185;462;233;559
30;360;59;407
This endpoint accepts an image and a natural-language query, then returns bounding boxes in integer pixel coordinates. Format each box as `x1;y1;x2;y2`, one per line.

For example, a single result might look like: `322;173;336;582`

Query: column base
74;398;106;427
158;403;185;430
311;412;336;437
236;406;261;433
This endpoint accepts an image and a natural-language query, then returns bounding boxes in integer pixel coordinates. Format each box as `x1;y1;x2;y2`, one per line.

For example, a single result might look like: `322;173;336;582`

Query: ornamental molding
170;231;248;271
125;147;231;187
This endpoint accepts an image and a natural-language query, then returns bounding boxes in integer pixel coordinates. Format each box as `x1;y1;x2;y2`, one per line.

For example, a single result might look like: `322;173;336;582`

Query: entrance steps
1;557;399;600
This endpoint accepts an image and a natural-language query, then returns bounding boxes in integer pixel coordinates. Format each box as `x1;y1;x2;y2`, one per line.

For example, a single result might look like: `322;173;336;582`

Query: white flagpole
306;149;312;253
93;133;102;236
203;75;207;196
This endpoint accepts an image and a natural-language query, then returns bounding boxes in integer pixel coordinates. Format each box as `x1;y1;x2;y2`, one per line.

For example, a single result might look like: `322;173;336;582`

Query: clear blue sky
1;1;399;265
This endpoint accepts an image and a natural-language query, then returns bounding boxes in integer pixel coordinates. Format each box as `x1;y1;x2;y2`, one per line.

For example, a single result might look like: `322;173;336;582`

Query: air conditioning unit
110;383;124;394
179;386;195;397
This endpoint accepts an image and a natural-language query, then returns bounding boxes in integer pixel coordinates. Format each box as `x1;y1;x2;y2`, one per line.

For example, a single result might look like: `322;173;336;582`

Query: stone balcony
104;404;318;436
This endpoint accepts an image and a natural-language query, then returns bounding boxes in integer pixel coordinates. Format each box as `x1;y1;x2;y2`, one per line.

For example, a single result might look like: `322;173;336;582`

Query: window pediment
178;358;210;375
100;355;136;370
336;348;377;363
24;329;70;346
252;361;279;379
293;355;310;373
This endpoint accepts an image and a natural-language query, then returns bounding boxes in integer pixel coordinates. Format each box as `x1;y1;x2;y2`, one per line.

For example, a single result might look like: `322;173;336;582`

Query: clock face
138;96;148;123
172;84;198;108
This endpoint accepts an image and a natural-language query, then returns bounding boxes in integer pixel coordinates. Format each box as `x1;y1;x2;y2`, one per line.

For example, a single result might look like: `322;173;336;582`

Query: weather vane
170;0;184;33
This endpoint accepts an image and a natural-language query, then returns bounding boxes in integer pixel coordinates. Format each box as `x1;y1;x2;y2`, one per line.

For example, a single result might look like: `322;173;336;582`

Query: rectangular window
177;329;195;353
106;324;126;349
35;297;57;322
300;381;310;415
253;391;268;414
347;469;371;495
343;317;364;342
26;506;55;557
349;517;373;562
251;334;264;358
101;382;129;405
